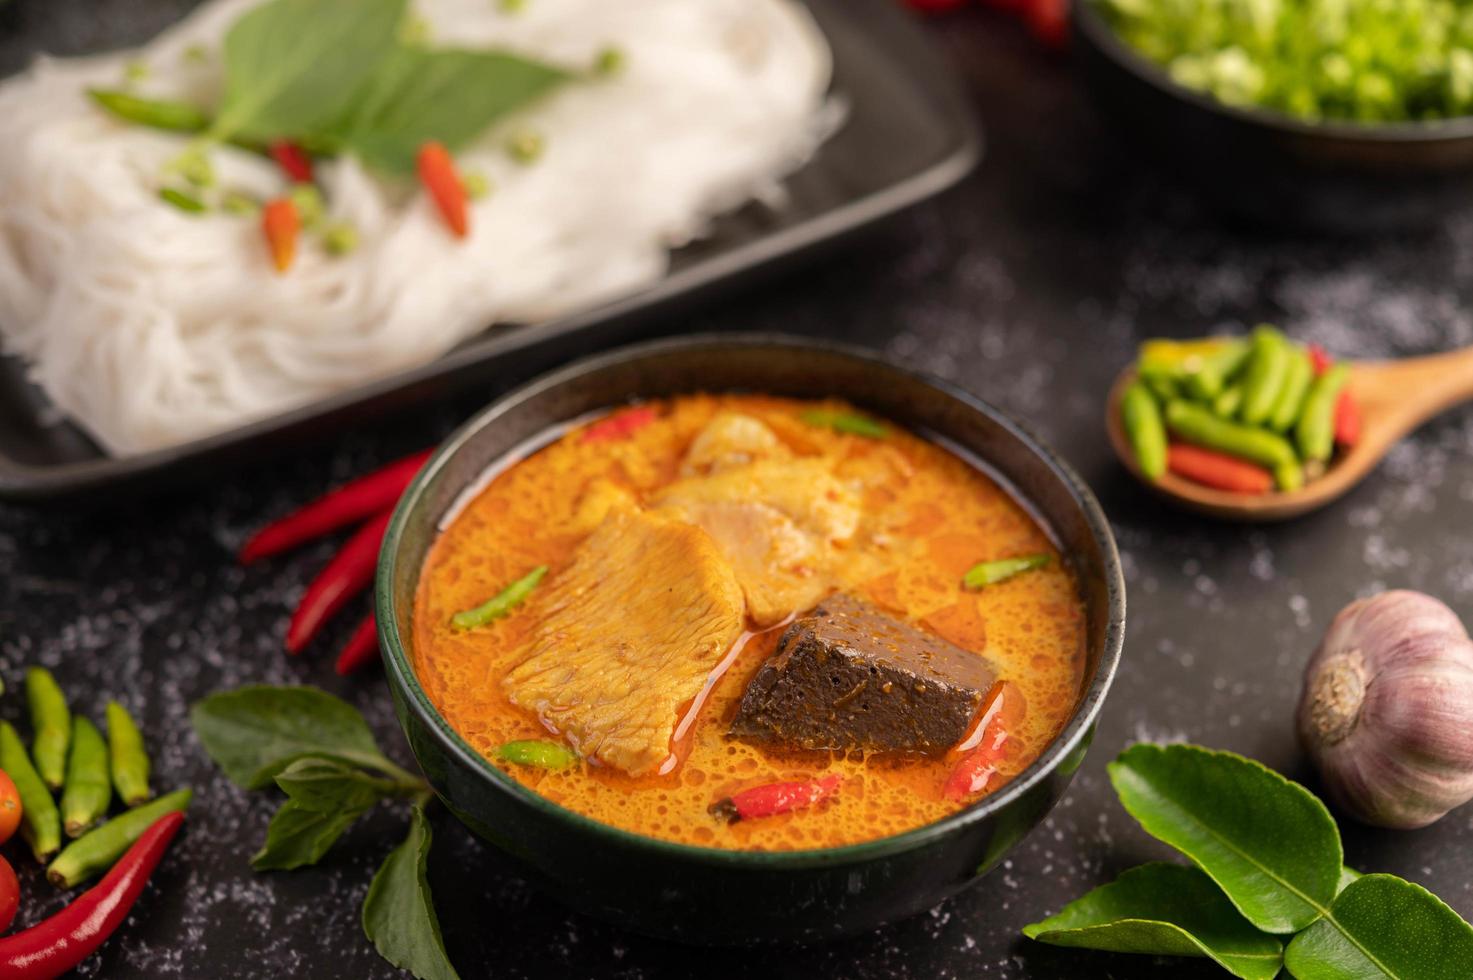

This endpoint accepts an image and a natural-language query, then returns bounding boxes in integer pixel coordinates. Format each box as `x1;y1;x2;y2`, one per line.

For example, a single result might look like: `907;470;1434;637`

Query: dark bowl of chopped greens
1074;0;1473;232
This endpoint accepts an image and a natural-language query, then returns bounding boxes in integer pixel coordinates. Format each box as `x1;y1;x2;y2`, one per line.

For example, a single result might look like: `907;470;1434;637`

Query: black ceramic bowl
1073;1;1473;232
376;335;1125;944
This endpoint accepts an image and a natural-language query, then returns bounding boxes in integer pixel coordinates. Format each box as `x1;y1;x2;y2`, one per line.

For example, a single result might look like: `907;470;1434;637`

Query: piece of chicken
655;458;861;626
503;509;745;776
679;412;792;477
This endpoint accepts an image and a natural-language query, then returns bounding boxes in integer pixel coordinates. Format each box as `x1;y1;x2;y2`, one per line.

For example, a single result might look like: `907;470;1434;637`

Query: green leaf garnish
800;409;888;439
190;685;410;788
1024;863;1283;980
253;797;377;871
1108;744;1343;934
363;805;462;980
451;565;547;630
1284;874;1473;980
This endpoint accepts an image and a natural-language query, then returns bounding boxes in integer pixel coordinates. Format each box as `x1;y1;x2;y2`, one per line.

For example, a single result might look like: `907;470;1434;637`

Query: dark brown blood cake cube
729;593;999;755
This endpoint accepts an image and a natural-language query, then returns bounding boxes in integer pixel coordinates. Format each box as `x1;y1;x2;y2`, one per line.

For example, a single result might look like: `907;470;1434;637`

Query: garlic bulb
1297;590;1473;829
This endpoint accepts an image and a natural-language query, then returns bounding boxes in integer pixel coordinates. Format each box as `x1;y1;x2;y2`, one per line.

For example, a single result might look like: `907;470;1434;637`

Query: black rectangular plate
0;0;979;501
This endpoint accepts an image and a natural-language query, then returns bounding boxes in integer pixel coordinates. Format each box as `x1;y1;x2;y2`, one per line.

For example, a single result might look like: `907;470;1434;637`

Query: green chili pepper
88;89;210;133
0;721;61;862
1238;325;1291;425
1121;381;1167;480
1296;363;1352;463
497;740;577;770
322;223;359;256
462;171;492;200
47;788;192;888
1140;369;1179;402
106;700;152;807
800;409;889;439
1164;400;1299;469
1275;460;1306;493
289;184;326;228
1182;339;1251;401
61;717;112;838
452;565;549;630
159;187;207;214
963;553;1052;589
1212;384;1244;418
1269;346;1314;432
594;46;626;77
26;667;70;791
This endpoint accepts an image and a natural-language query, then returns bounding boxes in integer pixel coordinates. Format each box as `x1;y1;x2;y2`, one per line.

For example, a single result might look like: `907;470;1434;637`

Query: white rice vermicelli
0;0;833;454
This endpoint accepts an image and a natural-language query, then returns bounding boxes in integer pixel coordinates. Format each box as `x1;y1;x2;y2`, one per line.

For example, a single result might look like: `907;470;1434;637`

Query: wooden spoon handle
1353;345;1473;438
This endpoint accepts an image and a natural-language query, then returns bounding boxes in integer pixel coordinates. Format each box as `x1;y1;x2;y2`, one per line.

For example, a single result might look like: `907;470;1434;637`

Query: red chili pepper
1308;344;1333;376
262;198;300;273
1167;443;1274;495
710;774;842;823
944;682;1026;801
269;140;314;183
1025;0;1069;49
0;811;183;980
1335;389;1361;448
0;855;17;933
581;406;658;443
334;614;379;676
286;510;392;654
240;450;431;564
417;141;468;239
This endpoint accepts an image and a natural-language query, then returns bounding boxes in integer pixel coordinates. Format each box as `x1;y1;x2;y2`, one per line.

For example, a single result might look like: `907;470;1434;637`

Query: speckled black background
2;3;1473;978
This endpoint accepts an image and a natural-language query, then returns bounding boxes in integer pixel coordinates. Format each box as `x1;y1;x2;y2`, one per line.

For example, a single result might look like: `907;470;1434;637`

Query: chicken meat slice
503;509;745;776
679;412;791;477
654;458;861;627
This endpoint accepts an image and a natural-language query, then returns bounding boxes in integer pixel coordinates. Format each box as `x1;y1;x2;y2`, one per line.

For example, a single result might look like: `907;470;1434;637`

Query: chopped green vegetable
170;148;216;189
290;184;326;228
323;222;360;255
800;409;888;439
221;191;261;216
123;60;150;83
594;46;626;77
506;128;545;164
498;0;528;12
89;89;211;133
451;565;548;630
462;171;492;200
182;43;211;65
1094;0;1473;123
963;553;1051;589
159;187;208;214
497;740;576;770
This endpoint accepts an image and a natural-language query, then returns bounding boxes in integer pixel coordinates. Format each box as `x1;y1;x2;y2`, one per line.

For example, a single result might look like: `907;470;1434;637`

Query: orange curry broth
412;394;1086;850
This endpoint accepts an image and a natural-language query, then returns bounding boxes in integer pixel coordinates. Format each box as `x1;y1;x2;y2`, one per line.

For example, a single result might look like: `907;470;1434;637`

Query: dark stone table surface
2;4;1472;978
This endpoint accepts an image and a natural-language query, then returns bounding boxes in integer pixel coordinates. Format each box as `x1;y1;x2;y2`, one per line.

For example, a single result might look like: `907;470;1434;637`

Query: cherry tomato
0;856;17;932
0;771;20;846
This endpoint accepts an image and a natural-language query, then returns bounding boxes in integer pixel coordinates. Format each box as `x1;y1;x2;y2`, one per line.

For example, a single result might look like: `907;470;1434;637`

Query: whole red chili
269;141;314;183
334;614;380;676
944;682;1025;801
239;450;430;564
286;510;392;654
1308;344;1333;376
709;774;842;823
581;406;658;443
1335;389;1361;448
0;811;183;980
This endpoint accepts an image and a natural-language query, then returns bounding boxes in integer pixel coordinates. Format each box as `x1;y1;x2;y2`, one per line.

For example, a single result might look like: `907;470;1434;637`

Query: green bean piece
452;565;549;630
800;409;889;439
1238;325;1291;425
963;553;1052;589
26;667;70;791
497;740;577;770
47;788;192;889
159;187;207;214
1164;400;1299;469
1212;384;1244;418
106;701;152;807
1182;340;1251;401
61;717;111;838
1296;363;1352;463
1140;369;1179;402
1121;382;1167;480
0;722;61;862
87;89;210;133
1269;346;1314;432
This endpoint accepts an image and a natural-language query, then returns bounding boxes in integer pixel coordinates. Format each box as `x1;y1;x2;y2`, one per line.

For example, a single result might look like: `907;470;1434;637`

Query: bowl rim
1073;0;1473;144
376;333;1126;868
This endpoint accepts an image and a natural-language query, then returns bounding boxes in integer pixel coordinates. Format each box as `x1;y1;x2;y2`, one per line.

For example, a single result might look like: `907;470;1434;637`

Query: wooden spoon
1106;346;1473;521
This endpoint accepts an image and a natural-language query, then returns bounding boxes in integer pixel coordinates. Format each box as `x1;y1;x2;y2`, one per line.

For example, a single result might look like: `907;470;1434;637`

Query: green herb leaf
1284;874;1473;980
212;0;407;145
191;685;397;789
1108;744;1342;934
253;798;374;871
1338;866;1362;894
274;756;410;811
1023;863;1284;980
363;805;461;980
333;45;569;174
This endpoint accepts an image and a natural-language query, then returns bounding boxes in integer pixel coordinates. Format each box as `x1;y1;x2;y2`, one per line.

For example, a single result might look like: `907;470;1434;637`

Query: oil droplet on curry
413;395;1086;850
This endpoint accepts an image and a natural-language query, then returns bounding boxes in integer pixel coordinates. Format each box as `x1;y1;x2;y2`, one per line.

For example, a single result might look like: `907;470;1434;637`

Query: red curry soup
412;394;1087;850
